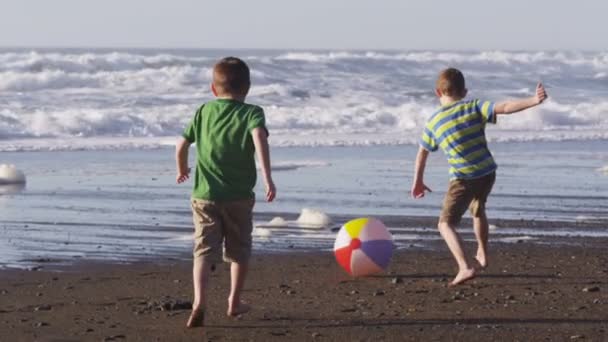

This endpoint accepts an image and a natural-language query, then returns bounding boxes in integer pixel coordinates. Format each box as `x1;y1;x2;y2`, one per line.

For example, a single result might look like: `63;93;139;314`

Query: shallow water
0;141;606;268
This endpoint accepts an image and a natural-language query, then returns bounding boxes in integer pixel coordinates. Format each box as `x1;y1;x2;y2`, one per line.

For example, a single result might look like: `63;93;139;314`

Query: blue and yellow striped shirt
420;99;497;180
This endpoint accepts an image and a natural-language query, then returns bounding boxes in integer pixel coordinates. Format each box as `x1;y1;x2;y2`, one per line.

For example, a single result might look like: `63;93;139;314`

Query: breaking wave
1;48;607;151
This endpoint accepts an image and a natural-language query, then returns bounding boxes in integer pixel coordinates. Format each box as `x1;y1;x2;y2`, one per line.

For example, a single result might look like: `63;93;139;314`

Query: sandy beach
1;240;607;341
1;15;607;342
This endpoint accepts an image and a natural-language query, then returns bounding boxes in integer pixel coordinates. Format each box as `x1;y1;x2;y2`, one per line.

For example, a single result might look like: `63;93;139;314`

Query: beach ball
333;218;393;276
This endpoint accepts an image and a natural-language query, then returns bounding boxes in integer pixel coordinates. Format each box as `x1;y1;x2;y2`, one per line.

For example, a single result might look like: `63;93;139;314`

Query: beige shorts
191;198;255;263
439;172;496;226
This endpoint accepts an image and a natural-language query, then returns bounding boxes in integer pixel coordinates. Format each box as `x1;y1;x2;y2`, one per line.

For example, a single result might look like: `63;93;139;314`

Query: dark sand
1;242;607;341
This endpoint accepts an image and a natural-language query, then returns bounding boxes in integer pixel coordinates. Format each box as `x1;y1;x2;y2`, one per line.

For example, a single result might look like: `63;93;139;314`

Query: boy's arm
251;127;276;202
494;83;548;115
175;137;192;184
411;146;432;199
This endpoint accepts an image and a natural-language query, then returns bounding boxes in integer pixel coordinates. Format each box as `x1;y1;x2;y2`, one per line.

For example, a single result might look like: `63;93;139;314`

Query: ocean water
1;48;608;150
0;48;607;268
1;142;607;269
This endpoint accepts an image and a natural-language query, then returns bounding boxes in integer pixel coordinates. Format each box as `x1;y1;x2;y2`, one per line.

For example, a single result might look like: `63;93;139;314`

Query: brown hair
213;57;251;96
436;68;466;98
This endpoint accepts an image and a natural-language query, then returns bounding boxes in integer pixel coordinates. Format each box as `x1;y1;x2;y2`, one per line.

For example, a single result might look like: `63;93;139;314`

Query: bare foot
227;301;251;317
475;253;488;269
449;268;476;287
186;309;205;328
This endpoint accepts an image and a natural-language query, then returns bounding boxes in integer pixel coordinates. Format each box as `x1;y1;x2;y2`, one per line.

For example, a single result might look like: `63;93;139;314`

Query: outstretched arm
494;83;548;115
411;146;432;199
175;137;191;183
251;127;276;202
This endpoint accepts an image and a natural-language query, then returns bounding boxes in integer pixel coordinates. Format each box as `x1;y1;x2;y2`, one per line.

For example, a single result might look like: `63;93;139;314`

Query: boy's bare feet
227;301;251;317
186;309;205;328
449;268;476;287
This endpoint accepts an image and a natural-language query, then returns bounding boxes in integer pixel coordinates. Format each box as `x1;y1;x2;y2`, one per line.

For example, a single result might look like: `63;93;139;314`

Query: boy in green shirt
176;57;276;328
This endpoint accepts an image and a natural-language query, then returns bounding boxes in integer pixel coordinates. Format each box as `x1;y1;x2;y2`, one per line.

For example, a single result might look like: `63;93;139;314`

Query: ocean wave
275;51;608;69
0;104;191;138
0;66;211;92
0;49;606;94
2;130;607;152
496;100;608;130
0;51;277;93
0;51;213;74
0;49;607;150
1;98;607;145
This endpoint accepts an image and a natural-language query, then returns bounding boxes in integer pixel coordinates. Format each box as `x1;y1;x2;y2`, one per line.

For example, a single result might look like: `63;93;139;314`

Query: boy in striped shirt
411;68;547;286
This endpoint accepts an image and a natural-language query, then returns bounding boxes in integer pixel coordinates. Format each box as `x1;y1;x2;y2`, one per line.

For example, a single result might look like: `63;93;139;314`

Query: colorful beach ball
333;218;393;276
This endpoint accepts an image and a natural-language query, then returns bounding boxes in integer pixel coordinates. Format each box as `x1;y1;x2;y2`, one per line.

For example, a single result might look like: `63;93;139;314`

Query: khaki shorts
439;172;496;226
191;198;255;263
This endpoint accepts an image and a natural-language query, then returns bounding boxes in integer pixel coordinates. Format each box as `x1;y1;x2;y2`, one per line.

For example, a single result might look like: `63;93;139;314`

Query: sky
0;0;605;50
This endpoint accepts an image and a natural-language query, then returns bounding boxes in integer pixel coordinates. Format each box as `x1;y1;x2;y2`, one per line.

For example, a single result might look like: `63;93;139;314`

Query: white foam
3;129;608;152
575;215;599;222
0;51;213;74
594;72;608;79
5;95;605;151
253;227;272;237
274;51;608;69
0;137;176;152
296;208;332;228
597;166;608;174
0;164;26;184
254;209;332;231
1;49;607;151
165;233;193;242
497;236;537;243
266;217;289;226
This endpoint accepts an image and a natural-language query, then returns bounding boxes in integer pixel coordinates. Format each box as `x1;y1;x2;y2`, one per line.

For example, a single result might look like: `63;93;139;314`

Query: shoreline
255;211;608;228
1;243;607;341
1;213;607;271
2;137;608;153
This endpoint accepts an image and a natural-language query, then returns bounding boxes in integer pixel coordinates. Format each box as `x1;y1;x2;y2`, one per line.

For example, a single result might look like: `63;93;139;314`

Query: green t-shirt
182;99;267;201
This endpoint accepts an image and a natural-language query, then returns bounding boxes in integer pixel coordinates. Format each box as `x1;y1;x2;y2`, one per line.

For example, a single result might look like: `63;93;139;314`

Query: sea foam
0;164;26;184
296;208;332;228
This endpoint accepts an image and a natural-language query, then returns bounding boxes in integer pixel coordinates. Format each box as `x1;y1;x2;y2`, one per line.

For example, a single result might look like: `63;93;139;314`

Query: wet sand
1;241;607;341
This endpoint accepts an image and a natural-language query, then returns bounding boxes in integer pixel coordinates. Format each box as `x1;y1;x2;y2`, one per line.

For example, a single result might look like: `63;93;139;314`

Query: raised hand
536;82;548;104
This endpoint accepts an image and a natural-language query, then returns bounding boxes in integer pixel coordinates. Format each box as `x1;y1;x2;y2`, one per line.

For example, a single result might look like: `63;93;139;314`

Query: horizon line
0;45;605;53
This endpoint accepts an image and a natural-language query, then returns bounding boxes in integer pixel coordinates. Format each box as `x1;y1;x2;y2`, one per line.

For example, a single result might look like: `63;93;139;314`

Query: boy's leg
473;213;489;268
192;256;213;310
228;261;250;315
440;180;476;286
189;199;223;327
220;198;255;316
438;221;475;286
469;172;496;269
